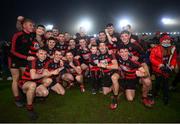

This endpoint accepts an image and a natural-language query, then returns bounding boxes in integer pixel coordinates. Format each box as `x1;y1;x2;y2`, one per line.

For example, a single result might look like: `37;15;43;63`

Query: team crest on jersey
61;50;66;55
118;59;122;63
60;46;63;49
34;43;40;49
93;60;99;65
82;53;90;60
70;68;75;73
120;65;130;71
125;63;130;66
53;64;58;69
100;59;108;65
129;47;132;51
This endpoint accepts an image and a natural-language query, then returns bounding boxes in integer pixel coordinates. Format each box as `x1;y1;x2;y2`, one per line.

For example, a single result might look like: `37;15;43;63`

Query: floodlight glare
78;19;92;32
119;19;131;28
45;24;53;30
161;18;177;25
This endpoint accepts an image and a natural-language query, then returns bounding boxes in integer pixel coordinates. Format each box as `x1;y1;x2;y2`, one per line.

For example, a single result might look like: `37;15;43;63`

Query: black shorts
9;56;27;68
89;70;101;79
120;78;138;90
48;77;58;89
60;69;67;76
100;72;113;87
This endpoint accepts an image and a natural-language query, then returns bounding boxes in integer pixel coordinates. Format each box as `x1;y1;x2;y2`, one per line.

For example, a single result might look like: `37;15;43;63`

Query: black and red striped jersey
68;47;78;56
64;59;80;74
77;47;91;64
117;42;145;62
116;54;141;79
98;51;115;73
45;59;61;71
107;42;118;52
89;53;100;71
21;58;47;81
55;42;68;56
44;46;56;59
44;59;65;79
107;32;120;51
11;31;35;60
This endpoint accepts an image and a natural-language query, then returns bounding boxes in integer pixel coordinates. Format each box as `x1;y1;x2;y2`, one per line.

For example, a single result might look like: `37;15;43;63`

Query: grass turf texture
0;80;180;123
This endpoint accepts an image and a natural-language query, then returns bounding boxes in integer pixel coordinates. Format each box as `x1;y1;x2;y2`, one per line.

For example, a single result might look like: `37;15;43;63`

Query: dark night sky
1;0;180;40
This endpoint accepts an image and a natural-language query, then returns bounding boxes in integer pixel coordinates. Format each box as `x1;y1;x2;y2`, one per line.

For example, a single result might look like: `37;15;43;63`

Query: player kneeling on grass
18;48;57;120
46;50;65;95
116;46;149;103
89;45;101;94
45;50;65;95
62;51;85;92
98;42;119;110
119;30;154;107
75;38;91;78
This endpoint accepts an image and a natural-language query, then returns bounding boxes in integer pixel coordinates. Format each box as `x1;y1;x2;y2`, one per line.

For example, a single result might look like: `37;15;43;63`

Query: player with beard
45;37;57;59
56;33;68;56
62;51;85;92
97;31;109;45
98;42;119;110
28;25;46;57
45;50;65;95
68;38;78;56
105;23;120;53
75;38;91;77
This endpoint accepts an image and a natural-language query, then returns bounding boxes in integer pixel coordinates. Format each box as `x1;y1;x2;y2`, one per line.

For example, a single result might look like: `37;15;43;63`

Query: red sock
26;104;33;111
142;97;148;100
80;84;84;88
15;96;20;101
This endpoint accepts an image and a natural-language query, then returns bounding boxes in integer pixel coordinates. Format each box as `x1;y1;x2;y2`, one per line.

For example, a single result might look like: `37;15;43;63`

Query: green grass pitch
0;80;180;123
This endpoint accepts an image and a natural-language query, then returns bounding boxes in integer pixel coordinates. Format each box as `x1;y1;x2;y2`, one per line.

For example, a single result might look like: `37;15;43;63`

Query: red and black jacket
11;31;35;60
150;45;177;77
28;39;40;57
